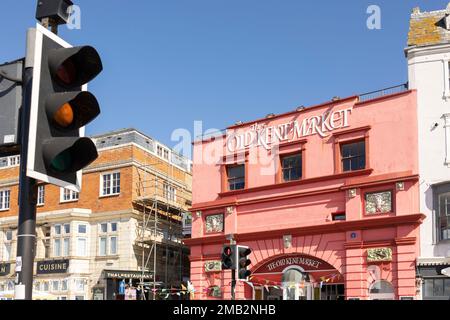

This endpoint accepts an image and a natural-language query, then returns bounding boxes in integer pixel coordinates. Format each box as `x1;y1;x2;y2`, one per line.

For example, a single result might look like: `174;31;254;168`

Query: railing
358;83;408;102
195;129;227;142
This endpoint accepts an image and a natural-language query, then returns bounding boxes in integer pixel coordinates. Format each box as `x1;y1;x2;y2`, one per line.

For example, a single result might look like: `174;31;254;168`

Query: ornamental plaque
367;248;392;262
204;260;222;273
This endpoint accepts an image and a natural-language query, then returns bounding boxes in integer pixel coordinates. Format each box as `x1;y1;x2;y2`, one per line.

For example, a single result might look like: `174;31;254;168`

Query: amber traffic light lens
56;59;77;85
54;103;74;128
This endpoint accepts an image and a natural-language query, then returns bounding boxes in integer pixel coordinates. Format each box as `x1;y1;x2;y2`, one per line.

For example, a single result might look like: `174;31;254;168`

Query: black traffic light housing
27;24;102;190
221;245;236;270
36;0;74;25
237;245;252;280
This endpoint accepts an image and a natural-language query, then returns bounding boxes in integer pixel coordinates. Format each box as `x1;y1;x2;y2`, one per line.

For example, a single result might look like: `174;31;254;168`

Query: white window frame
444;60;450;100
60;188;79;203
0;155;20;170
3;230;13;261
74;279;86;292
52;280;60;292
75;223;88;257
61;279;68;291
53;223;71;257
163;183;177;202
100;171;121;197
37;185;45;206
98;222;119;256
0;189;11;211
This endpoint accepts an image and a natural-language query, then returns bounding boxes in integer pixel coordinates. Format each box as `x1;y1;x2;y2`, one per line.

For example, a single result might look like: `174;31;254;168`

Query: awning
417;258;450;267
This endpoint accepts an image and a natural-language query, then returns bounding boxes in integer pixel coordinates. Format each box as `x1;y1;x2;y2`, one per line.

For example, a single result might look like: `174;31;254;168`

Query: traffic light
27;23;102;191
221;245;236;270
236;245;252;280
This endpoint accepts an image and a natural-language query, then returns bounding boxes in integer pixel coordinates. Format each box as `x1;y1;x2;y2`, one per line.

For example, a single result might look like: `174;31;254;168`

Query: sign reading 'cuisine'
227;107;353;152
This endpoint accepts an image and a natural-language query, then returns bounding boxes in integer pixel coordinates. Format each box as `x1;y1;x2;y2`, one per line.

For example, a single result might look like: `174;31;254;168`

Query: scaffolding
133;155;191;300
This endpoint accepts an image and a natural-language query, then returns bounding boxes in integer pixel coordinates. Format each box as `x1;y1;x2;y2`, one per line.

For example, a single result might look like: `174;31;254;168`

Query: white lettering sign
227;107;353;152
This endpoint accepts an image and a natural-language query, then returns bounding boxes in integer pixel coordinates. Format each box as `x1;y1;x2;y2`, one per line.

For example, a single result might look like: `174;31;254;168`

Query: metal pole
14;28;37;300
231;268;236;301
230;238;236;301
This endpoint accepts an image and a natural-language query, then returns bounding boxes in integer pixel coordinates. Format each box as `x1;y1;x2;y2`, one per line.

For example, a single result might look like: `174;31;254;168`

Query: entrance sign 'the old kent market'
227;107;353;152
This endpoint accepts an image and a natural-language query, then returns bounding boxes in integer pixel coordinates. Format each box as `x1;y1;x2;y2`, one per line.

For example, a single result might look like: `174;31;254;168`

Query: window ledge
95;255;119;261
218;169;373;197
99;193;121;199
0;209;10;212
60;200;79;204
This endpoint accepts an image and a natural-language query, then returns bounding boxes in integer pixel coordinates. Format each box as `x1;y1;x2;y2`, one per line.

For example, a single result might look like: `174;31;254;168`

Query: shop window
341;141;365;172
433;183;450;242
365;191;393;215
423;278;450;299
205;214;224;234
227;165;245;191
281;153;302;182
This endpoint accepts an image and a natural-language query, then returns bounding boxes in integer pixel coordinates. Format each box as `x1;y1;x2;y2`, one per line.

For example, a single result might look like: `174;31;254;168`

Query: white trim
59;188;80;203
99;171;121;198
443;114;450;167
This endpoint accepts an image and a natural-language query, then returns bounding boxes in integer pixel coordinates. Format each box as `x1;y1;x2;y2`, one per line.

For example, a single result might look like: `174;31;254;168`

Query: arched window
369;280;395;300
282;269;306;283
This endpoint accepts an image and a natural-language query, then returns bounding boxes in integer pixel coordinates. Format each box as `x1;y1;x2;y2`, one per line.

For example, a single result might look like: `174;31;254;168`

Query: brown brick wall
0;144;192;219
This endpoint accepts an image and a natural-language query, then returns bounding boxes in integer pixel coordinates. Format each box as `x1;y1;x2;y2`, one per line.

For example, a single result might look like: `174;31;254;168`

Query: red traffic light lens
53;103;74;128
223;247;232;256
56;59;77;86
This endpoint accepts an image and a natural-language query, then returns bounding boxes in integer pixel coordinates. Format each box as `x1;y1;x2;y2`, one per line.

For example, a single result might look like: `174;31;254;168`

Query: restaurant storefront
186;88;424;300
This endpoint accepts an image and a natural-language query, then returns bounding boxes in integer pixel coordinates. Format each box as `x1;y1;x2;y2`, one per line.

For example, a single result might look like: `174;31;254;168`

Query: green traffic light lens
50;150;73;172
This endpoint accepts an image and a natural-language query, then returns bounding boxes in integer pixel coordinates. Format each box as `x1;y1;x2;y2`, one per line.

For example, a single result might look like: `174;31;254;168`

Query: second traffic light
222;245;236;270
236;245;252;280
27;24;102;191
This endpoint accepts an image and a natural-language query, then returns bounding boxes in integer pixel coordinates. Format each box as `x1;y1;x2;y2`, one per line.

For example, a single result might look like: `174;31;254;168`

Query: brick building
0;128;192;300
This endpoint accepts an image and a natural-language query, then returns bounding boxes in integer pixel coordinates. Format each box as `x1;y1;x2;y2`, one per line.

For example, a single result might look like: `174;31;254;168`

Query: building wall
408;44;450;259
187;91;422;300
0;129;192;300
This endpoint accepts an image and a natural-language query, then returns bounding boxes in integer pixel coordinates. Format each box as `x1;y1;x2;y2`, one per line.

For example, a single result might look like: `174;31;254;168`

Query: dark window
227;165;245;191
281;154;302;182
438;192;450;241
332;213;346;221
341;141;365;172
433;183;450;242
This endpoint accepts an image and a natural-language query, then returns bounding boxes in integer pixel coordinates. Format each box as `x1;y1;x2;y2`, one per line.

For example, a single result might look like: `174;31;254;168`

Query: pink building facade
185;89;425;300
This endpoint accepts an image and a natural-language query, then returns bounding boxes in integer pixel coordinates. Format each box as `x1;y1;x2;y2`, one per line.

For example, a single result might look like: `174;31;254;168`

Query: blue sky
0;0;448;158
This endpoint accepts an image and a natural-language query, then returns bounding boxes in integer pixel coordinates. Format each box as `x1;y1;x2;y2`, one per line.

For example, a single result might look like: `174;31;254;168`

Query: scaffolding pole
134;155;191;301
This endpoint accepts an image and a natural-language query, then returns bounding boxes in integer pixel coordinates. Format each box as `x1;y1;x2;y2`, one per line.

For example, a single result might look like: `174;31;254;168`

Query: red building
185;88;424;300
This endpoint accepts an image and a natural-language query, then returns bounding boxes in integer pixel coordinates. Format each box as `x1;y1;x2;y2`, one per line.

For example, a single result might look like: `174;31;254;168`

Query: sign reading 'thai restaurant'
227;107;353;152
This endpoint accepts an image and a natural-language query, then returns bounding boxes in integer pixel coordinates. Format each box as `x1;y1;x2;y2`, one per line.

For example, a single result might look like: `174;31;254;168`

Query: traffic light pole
14;29;38;300
231;268;236;301
230;238;236;301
